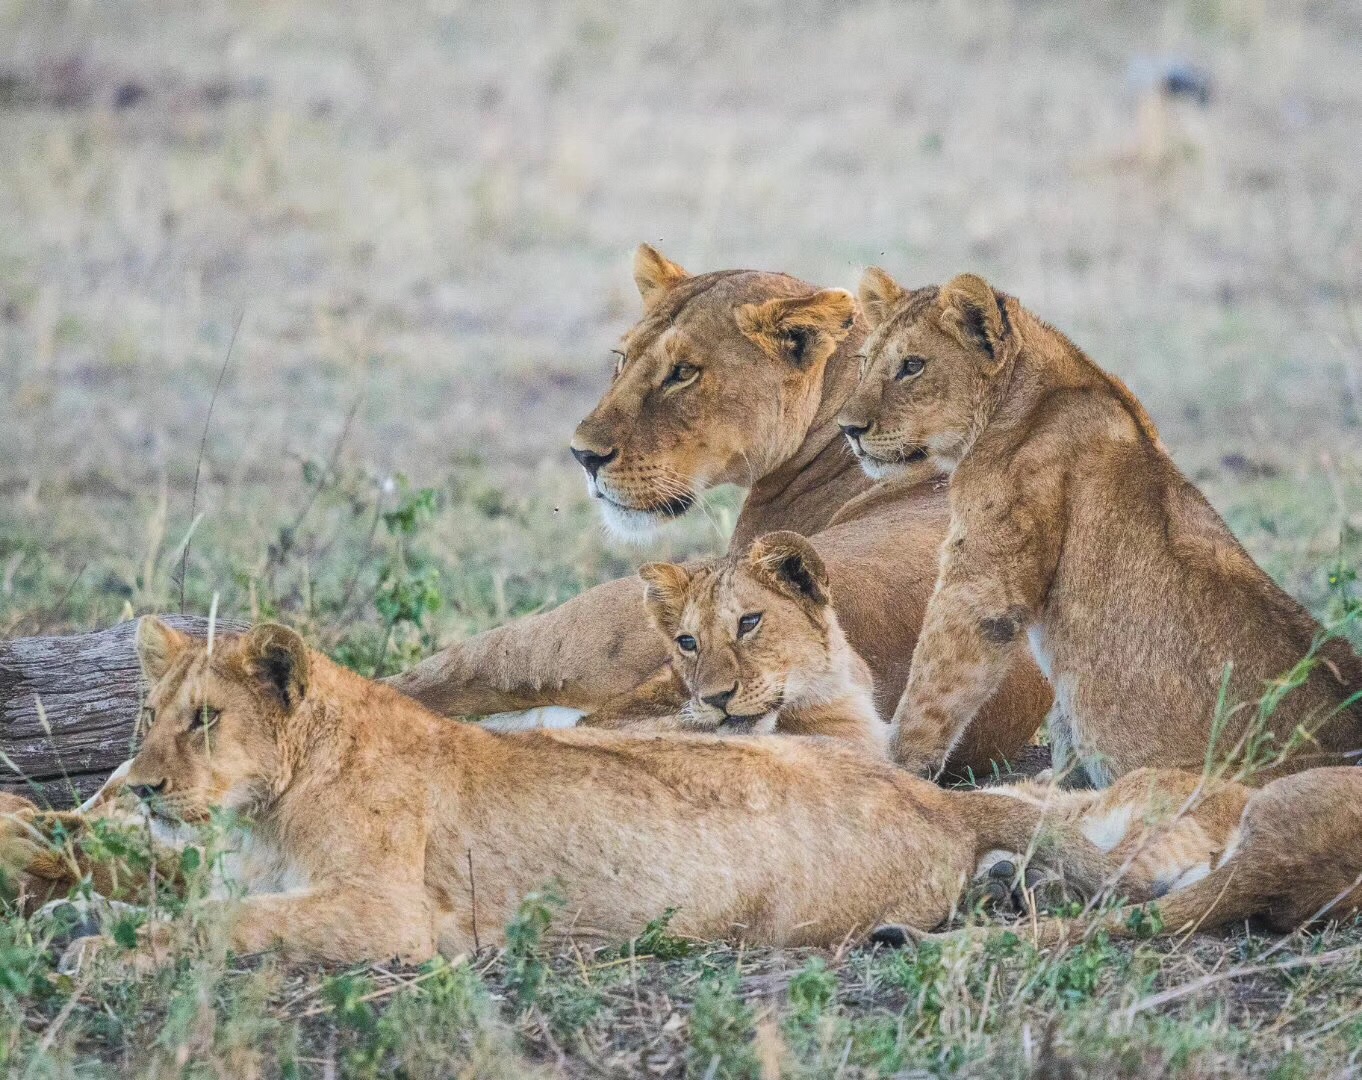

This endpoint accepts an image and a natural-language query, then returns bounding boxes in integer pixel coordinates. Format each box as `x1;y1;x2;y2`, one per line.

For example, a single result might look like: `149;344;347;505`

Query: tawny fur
388;246;1053;780
579;531;886;758
930;767;1362;946
81;617;1104;966
838;269;1362;782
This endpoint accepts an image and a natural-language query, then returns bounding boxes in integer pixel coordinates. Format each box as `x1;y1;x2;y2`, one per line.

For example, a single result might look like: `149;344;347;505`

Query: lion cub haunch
89;617;1106;966
579;531;887;757
941;766;1362;947
839;268;1362;783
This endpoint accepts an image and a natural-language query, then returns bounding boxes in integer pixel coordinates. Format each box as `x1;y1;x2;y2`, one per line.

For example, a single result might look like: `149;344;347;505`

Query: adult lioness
836;268;1362;781
70;617;1101;965
580;531;886;757
390;247;1052;776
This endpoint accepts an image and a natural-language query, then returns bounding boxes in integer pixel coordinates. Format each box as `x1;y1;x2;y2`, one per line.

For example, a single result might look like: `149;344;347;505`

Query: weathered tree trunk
0;616;246;807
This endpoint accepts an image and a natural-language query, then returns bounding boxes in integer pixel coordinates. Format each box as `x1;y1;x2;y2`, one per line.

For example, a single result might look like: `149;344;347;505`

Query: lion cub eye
663;363;699;389
675;634;698;654
189;706;221;733
737;612;762;638
897;356;926;380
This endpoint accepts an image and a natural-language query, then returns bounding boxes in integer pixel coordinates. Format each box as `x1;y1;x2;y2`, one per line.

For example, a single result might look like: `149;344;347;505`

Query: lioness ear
747;530;829;607
633;244;689;313
242;623;310;712
639;562;692;634
940;274;1011;366
858;267;906;331
734;289;856;368
137;616;191;684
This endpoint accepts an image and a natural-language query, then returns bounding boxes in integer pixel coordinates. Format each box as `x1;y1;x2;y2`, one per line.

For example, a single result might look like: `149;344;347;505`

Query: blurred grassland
1;0;1362;1075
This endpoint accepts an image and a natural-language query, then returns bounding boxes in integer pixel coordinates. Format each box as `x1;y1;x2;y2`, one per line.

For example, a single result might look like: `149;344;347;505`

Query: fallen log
0;615;246;807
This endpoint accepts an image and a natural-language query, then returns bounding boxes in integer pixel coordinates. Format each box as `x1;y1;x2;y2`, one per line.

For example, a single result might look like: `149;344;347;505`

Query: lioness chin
838;268;1362;783
64;616;1109;968
579;530;887;758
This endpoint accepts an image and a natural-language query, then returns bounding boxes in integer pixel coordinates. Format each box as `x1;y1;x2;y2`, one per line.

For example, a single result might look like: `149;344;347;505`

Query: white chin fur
597;497;664;543
856;456;911;481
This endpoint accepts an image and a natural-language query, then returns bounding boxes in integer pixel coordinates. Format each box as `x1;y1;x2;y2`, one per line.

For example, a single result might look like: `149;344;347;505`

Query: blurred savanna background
2;0;1362;1075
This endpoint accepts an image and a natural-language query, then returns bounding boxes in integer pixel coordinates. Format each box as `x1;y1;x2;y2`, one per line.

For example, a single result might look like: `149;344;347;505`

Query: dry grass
2;0;1362;1074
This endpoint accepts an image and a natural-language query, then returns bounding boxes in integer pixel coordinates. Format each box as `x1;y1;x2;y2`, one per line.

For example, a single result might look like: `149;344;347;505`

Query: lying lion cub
578;531;887;758
63;616;1111;965
838;268;1362;783
883;765;1362;946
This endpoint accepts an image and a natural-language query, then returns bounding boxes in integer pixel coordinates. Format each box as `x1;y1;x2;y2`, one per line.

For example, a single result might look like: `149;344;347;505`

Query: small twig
467;848;481;953
264;397;362;581
31;969;93;1064
1127;944;1362;1017
180;311;244;613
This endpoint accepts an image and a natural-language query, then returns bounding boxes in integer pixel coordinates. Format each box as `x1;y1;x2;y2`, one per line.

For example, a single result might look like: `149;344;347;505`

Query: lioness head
124;618;310;823
570;245;858;539
837;269;1017;478
638;531;837;732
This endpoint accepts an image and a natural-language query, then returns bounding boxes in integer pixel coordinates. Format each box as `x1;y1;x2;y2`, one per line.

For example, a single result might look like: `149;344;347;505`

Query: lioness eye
664;363;699;388
676;634;698;654
738;612;762;638
189;706;221;733
897;356;926;380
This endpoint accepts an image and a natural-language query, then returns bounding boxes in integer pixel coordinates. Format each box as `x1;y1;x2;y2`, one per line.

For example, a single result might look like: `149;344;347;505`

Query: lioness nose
702;688;736;712
570;445;617;479
839;420;871;441
131;782;165;802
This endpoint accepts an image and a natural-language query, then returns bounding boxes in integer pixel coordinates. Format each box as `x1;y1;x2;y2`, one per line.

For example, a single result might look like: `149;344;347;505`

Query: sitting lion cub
578;531;887;758
63;616;1112;966
837;268;1362;783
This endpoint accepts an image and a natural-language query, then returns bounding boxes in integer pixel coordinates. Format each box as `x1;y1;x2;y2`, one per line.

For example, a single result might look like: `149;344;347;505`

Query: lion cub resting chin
578;531;887;758
838;268;1362;783
69;616;1112;967
906;765;1362;948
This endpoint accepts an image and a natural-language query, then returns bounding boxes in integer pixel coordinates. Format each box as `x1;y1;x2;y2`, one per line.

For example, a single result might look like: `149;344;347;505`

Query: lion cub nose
131;781;166;802
570;445;617;479
702;688;737;712
839;420;871;442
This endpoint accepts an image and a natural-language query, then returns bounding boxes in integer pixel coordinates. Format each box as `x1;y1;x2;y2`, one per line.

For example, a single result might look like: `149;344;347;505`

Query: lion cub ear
638;562;693;634
735;289;856;368
940;274;1012;367
633;244;689;313
858;267;906;331
137;616;192;684
747;531;829;607
242;624;310;712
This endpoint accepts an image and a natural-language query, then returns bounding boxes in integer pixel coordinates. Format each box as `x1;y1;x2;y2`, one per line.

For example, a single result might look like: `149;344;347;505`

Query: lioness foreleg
387;576;668;716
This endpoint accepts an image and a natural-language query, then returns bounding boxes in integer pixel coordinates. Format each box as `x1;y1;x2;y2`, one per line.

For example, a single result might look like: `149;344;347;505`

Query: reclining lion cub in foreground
64;617;1103;966
390;246;1052;778
837;268;1362;783
578;531;886;758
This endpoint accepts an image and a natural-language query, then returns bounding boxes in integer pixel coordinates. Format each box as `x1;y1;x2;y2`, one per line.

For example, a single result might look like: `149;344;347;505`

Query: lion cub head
123;618;311;823
638;531;856;733
570;245;858;539
837;269;1018;478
